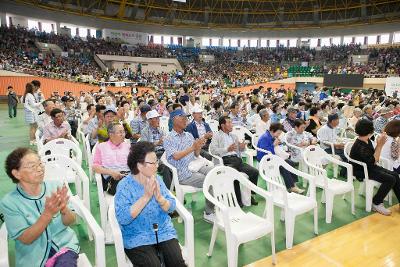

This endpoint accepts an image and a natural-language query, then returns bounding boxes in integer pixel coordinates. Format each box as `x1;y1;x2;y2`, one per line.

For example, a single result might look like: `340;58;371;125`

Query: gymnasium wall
0;76;154;98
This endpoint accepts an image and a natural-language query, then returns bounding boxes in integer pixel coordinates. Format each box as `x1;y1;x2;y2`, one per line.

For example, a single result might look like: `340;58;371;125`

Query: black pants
222;155;259;205
200;149;213;161
156;150;173;189
280;159;299;189
68;120;78;138
369;166;400;205
125;238;186;267
8;105;16;118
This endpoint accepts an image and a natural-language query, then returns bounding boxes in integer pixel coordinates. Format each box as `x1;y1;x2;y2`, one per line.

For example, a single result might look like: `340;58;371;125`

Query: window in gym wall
320;38;330;47
331;37;341;46
153;35;162;44
202;38;210;47
279;39;288;47
354;36;364;45
211;38;219;46
260;39;268;48
222;38;230;47
249;39;258;48
310;38;318;48
269;39;277;48
367;35;377;45
380;34;390;44
240;39;249;47
230;39;238;47
394;32;400;43
28;19;39;30
343;36;353;45
288;39;297;47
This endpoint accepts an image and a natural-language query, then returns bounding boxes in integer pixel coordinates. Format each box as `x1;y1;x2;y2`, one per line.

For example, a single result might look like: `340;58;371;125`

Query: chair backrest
203;166;244;213
232;126;252;142
160;152;180;192
303;145;329;177
258;154;287;191
251;133;261;150
344;140;354;161
41;154;90;211
160;116;170;133
69;196;106;267
207;119;219;133
108;199;132;267
0;223;9;267
39;138;82;166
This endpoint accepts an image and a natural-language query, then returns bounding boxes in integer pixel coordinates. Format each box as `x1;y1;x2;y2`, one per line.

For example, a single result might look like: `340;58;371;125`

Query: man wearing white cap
186;105;213;161
140;110;173;188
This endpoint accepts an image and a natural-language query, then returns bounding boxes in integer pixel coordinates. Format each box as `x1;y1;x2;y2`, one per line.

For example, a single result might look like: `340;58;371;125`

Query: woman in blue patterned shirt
114;141;186;267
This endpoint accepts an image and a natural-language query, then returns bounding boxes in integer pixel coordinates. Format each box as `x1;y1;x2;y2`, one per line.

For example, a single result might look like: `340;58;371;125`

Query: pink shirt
93;140;130;172
42;121;71;142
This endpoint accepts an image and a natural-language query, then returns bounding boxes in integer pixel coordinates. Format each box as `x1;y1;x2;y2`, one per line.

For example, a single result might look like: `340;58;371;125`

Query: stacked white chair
259;154;318;249
203;166;276;267
344;141;393;212
84;135;95;183
0;196;105;267
108;194;195;267
39;138;83;167
303;145;355;223
41;154;91;213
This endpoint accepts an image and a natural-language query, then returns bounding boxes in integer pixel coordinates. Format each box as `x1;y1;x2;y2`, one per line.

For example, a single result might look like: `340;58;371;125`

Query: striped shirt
140;125;165;152
85;117;99;146
164;130;195;181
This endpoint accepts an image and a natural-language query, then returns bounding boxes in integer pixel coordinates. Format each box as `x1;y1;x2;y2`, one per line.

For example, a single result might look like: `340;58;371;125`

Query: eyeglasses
21;162;44;170
145;159;159;166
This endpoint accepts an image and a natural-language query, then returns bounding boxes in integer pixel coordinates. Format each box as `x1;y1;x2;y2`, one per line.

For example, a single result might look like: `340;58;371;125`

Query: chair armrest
346;157;368;180
70;196;105;267
172;194;195;267
325;155;354;182
209;152;224;166
160;155;179;192
282;161;317;199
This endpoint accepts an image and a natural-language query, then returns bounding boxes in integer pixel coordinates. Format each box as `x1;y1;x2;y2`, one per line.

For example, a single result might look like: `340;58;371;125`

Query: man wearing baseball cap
374;107;393;133
282;107;298;133
185;106;213;161
164;109;216;223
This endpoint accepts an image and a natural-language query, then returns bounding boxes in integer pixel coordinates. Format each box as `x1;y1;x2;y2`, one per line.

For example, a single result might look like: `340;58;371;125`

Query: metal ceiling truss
19;0;400;29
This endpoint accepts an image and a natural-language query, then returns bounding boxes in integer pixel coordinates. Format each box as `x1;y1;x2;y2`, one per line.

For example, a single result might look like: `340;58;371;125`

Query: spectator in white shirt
317;113;347;162
37;100;55;134
381;120;400;173
256;109;270;135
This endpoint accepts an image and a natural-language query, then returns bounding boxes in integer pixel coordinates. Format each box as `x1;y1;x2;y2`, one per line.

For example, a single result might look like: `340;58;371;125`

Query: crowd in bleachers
2;75;400;266
1;25;400;91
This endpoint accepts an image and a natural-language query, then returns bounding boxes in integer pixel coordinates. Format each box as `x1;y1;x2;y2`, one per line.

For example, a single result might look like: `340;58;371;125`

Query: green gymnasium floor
0;104;397;267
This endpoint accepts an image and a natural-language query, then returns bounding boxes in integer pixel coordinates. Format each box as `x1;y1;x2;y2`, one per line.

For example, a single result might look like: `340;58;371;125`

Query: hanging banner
385;77;400;97
102;29;148;45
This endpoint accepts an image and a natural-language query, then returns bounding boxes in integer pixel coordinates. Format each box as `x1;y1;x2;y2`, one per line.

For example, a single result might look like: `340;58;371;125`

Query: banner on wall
385;77;400;97
102;29;148;45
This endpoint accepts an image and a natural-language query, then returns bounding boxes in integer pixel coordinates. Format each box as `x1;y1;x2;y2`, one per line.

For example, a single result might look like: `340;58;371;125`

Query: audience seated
317;114;347;162
1;148;79;267
381;120;400;174
286;119;317;163
42;108;72;144
185;106;213;161
209;116;259;206
349;119;400;216
37;99;55;135
374;107;393;133
85;104;106;148
257;122;304;193
92;123;131;195
130;104;151;144
114;142;186;267
164;109;215;222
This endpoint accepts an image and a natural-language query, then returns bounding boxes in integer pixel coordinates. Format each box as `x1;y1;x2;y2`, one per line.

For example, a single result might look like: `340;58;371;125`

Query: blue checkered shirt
164;130;195;181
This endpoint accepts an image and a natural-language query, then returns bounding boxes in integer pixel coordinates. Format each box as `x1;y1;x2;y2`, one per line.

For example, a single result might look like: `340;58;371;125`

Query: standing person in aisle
6;85;18;119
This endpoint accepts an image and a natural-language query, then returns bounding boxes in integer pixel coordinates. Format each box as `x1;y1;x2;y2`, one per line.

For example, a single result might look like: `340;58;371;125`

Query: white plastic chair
203;166;276;267
160;153;202;206
303;145;355;223
207;119;219;133
35;129;44;151
316;127;341;178
0;196;105;267
231;126;256;167
77;129;87;164
0;224;9;267
160;116;170;133
85;135;95;183
108;194;195;267
344;141;393;212
41;154;91;214
39;138;83;166
259;154;318;249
